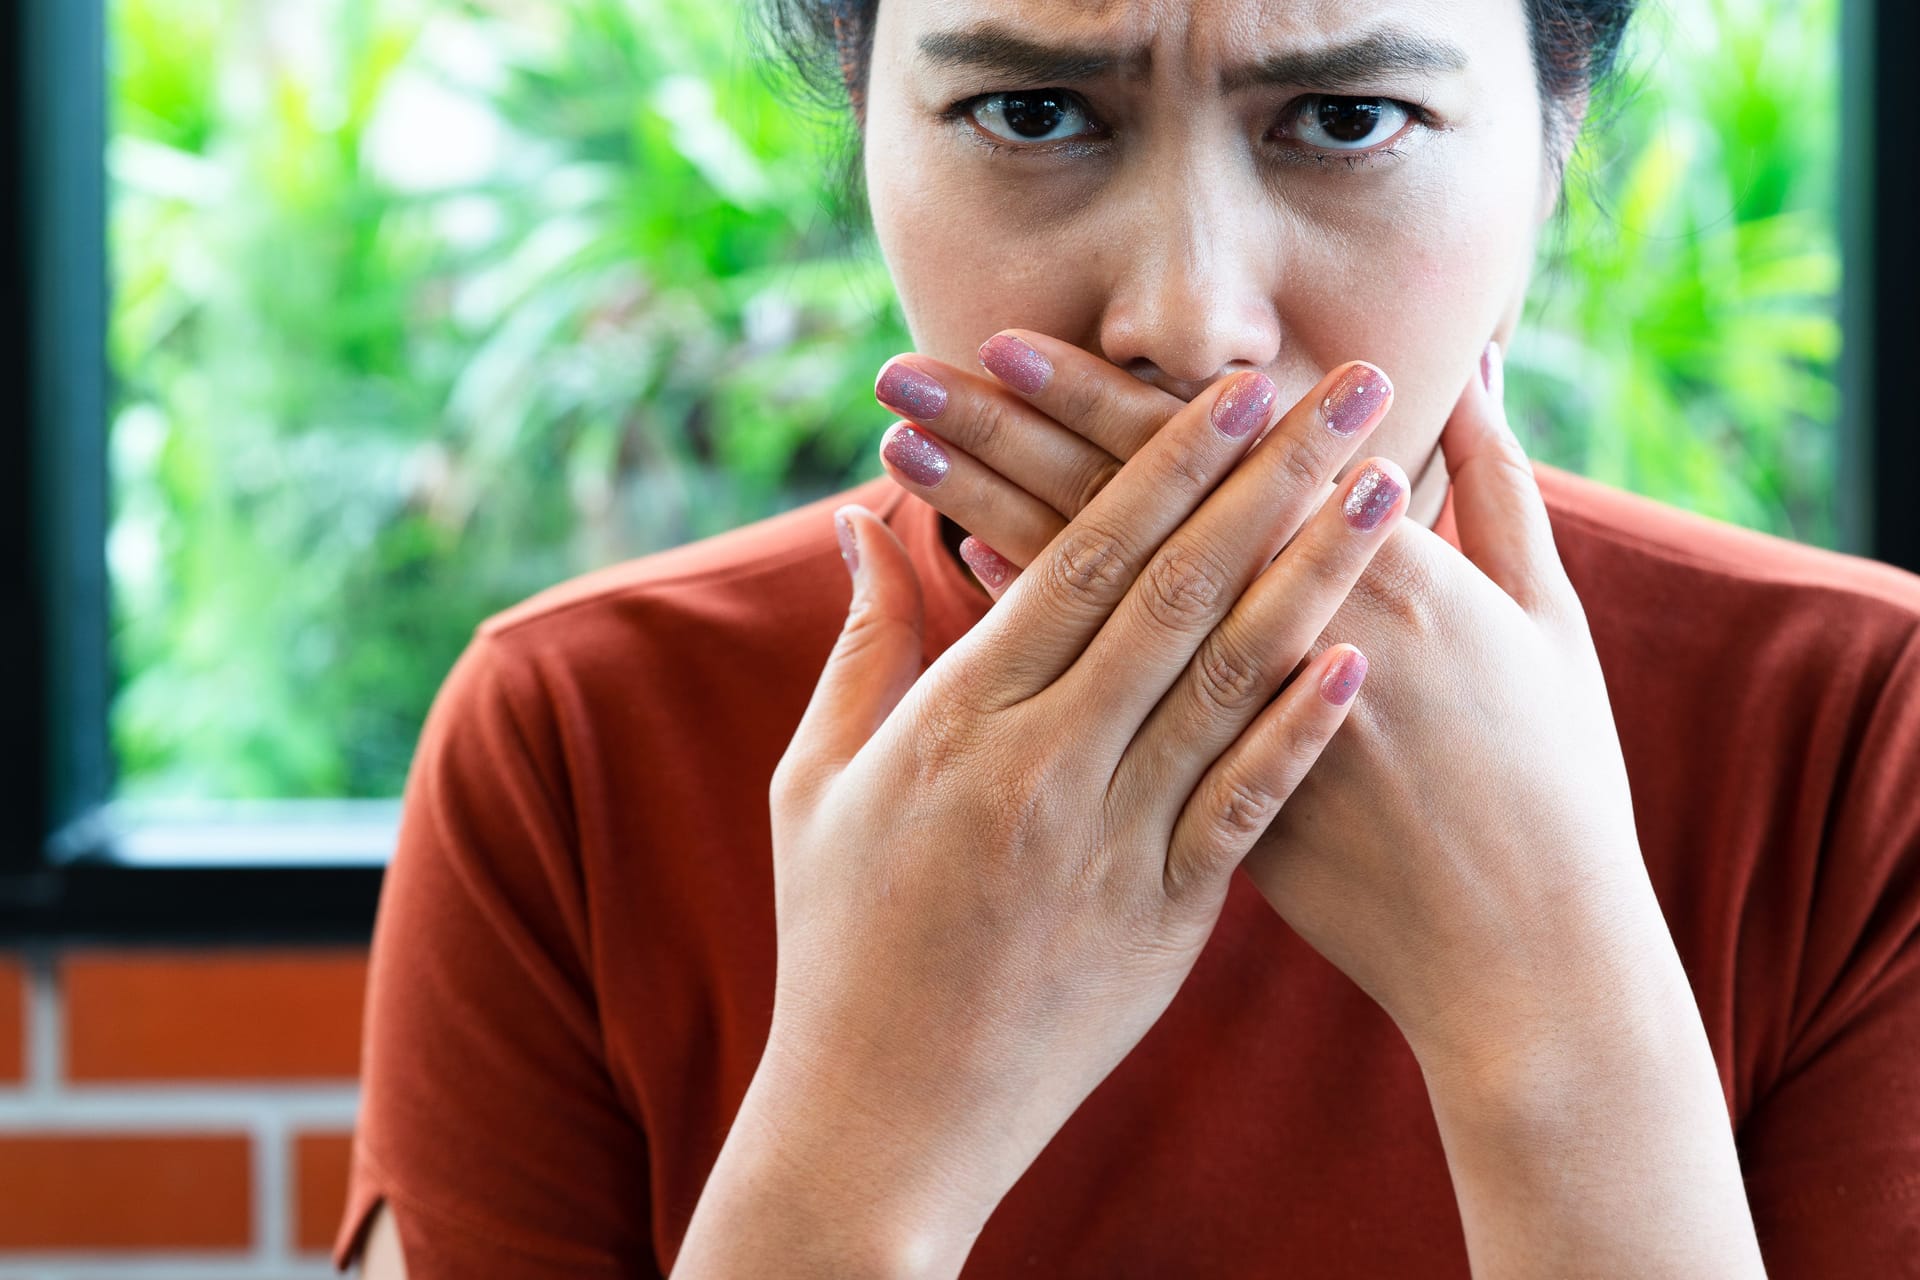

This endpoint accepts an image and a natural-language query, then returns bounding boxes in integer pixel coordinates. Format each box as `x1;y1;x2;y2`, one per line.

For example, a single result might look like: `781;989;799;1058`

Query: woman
337;0;1920;1275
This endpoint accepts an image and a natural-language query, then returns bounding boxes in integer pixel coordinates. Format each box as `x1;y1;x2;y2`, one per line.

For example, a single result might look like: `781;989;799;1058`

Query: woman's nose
1094;179;1283;397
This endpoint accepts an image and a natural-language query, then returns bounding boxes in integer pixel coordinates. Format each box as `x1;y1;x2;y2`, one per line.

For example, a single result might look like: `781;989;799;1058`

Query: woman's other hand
885;335;1686;1075
673;363;1407;1277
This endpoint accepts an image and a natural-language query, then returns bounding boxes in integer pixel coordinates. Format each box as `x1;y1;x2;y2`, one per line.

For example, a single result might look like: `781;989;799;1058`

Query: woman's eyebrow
916;27;1149;83
1220;31;1470;92
915;25;1467;90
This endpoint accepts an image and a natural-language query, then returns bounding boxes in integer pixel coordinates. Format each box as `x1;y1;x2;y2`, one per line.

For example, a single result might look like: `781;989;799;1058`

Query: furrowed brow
1222;31;1470;93
916;26;1149;83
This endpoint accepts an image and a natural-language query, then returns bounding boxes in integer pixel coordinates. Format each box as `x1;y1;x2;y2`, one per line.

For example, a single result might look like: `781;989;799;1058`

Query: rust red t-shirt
335;465;1920;1277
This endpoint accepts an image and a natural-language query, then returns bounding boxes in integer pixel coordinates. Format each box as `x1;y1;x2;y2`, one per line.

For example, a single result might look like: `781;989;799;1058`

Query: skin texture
681;368;1409;1271
864;0;1554;524
840;0;1764;1269
878;342;1769;1274
364;1;1768;1275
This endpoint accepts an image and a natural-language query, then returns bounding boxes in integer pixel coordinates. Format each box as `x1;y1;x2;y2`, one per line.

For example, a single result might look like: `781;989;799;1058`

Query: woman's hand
674;360;1408;1277
873;336;1767;1276
873;334;1685;1073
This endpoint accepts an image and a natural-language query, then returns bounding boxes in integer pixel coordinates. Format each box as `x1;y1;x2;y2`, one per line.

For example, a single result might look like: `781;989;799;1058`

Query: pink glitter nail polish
1319;648;1368;706
876;360;949;419
1342;462;1404;532
1212;371;1278;439
834;508;859;576
881;423;951;487
1320;364;1392;437
958;535;1015;592
1481;339;1505;401
978;333;1053;395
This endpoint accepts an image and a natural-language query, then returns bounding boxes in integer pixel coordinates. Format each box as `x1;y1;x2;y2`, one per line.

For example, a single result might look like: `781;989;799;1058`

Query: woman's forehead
897;0;1500;59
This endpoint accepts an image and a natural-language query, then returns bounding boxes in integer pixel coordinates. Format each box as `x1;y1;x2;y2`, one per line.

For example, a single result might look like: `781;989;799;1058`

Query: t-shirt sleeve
1737;626;1920;1275
333;629;660;1277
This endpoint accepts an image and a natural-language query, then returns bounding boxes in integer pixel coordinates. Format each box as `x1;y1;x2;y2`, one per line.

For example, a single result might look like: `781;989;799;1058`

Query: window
8;0;1915;939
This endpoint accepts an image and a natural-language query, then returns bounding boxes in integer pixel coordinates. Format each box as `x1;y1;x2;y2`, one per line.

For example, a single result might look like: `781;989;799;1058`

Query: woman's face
863;0;1569;497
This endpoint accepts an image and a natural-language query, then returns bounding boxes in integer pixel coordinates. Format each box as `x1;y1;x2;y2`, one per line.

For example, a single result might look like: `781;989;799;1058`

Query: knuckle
959;394;1012;458
1490;447;1535;489
906;696;980;782
1158;437;1217;501
1211;772;1280;845
1141;541;1233;631
1274;433;1329;494
1190;626;1269;718
1237;717;1325;815
1043;521;1137;608
1293;536;1359;603
1057;367;1106;426
836;600;911;660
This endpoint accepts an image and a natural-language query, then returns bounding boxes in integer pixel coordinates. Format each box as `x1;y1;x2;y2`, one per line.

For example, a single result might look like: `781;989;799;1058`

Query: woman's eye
1284;96;1412;152
966;90;1096;144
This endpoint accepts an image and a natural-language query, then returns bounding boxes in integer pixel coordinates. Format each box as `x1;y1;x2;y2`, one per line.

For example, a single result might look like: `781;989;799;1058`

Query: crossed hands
693;332;1684;1268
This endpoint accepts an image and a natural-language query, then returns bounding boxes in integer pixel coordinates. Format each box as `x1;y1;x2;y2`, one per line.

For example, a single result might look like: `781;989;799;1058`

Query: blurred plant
104;0;1842;801
108;0;910;799
1513;0;1840;543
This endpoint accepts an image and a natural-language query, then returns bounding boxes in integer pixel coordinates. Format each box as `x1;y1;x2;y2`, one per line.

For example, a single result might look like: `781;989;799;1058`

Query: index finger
962;370;1278;705
978;329;1182;464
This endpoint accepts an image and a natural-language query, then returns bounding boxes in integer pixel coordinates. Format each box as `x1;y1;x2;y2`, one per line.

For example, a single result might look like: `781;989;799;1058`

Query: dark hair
754;0;1637;222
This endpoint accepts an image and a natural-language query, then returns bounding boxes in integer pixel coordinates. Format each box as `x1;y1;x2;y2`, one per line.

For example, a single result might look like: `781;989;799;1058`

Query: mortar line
0;1260;339;1279
0;1090;360;1130
26;952;60;1100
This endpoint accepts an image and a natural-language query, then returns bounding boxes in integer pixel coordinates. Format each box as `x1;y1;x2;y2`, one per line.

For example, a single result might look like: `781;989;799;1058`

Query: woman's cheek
874;153;1112;363
1284;178;1531;437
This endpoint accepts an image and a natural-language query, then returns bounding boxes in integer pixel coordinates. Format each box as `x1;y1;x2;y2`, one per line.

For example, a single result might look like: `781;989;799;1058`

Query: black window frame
4;0;1915;942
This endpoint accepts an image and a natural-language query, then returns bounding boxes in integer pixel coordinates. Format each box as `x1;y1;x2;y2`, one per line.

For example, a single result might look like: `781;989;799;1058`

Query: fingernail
881;423;951;487
1321;363;1392;437
1319;648;1368;706
834;508;859;577
1481;340;1505;402
958;535;1015;592
1212;371;1277;439
1342;461;1403;532
978;333;1052;395
876;360;949;419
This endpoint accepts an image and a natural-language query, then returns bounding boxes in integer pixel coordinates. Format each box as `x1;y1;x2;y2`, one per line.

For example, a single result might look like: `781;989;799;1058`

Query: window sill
2;801;390;942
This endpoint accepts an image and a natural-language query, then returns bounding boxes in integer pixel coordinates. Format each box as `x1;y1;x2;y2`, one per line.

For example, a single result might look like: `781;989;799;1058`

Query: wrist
1407;937;1763;1277
1402;870;1693;1095
1412;916;1712;1117
674;1038;1005;1279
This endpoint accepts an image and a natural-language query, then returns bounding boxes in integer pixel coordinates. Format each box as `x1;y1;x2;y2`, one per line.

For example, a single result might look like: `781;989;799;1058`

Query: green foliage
1513;0;1840;543
105;0;1842;800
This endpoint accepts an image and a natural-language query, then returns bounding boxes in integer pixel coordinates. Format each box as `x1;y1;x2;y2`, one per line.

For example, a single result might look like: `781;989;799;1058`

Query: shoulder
1537;463;1920;657
412;477;908;823
1536;465;1919;821
1537;463;1920;618
470;475;902;668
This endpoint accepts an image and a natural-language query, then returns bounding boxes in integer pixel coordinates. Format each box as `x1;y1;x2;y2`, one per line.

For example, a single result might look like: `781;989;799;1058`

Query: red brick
64;949;368;1082
294;1131;354;1253
0;956;22;1082
0;1134;251;1248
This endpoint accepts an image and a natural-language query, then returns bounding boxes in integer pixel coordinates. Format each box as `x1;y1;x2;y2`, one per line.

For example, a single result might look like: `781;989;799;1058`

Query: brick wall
0;950;365;1280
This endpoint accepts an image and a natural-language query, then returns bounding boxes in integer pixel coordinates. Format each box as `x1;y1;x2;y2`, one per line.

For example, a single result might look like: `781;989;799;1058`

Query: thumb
788;504;926;773
1439;340;1571;617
